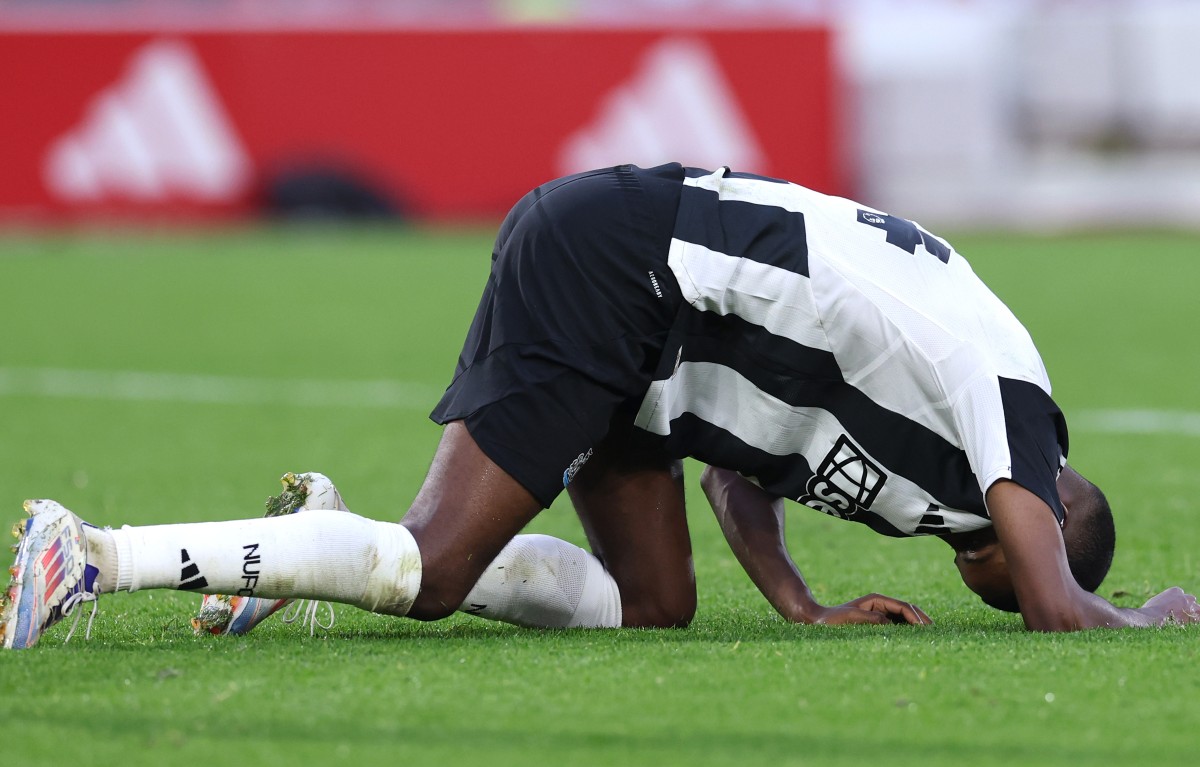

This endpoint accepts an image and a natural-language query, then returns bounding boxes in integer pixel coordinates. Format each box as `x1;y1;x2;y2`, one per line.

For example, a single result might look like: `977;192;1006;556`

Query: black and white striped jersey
635;167;1068;537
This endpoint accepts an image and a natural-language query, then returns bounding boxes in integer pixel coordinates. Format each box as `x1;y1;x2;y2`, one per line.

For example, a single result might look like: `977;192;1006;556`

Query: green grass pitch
1;226;1198;766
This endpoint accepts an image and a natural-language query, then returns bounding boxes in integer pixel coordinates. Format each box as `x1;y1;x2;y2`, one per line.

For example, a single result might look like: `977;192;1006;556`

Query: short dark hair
1062;481;1116;593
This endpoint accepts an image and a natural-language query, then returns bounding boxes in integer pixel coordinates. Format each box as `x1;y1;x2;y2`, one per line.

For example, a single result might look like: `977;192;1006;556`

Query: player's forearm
1023;586;1196;631
987;480;1185;631
1020;590;1155;631
700;466;823;623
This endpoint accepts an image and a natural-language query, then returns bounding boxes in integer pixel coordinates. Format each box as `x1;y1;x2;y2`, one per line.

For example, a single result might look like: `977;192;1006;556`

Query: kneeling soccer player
5;163;1198;649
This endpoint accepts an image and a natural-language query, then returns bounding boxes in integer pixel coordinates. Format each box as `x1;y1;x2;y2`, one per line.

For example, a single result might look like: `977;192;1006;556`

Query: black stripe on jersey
674;411;814;499
678;329;987;515
675;307;844;382
674;185;809;277
674;412;910;537
999;377;1068;523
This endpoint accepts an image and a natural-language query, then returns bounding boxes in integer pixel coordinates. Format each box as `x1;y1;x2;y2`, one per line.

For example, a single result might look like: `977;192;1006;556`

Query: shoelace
61;588;100;644
280;599;336;636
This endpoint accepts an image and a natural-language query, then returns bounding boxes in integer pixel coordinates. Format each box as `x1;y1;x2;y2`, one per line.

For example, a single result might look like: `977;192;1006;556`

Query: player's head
1058;473;1116;593
948;466;1115;613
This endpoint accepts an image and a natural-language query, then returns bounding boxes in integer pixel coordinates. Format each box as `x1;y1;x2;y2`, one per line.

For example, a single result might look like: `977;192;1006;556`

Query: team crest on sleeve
797;435;887;519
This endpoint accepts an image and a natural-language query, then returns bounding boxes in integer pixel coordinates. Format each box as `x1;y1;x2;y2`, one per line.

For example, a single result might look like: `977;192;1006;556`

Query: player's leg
93;511;421;615
3;423;614;649
195;467;620;636
2;495;426;648
192;471;355;636
398;421;543;620
456;532;624;628
399;420;625;629
108;418;549;624
5;165;687;648
567;416;696;628
420;164;688;628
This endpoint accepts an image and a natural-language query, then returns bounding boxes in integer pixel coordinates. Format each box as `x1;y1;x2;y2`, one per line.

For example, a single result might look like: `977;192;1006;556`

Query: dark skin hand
704;464;1200;631
701;465;931;626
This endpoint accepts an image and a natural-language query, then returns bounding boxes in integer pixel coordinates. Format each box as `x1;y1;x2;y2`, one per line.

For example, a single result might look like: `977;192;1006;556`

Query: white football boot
2;500;102;649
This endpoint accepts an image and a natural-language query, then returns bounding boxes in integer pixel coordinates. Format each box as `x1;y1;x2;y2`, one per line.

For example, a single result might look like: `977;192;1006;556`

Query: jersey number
857;210;950;263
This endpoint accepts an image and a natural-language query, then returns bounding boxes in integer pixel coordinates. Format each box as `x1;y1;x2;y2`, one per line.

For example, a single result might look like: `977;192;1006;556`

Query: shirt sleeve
993;376;1070;523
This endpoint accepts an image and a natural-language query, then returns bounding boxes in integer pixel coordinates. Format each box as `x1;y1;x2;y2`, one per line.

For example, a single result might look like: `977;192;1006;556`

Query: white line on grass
1070;409;1200;438
0;367;442;410
4;367;1199;436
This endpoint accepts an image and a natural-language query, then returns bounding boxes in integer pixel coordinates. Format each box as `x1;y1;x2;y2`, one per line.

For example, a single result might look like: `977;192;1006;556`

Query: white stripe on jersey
635;360;992;534
666;238;831;352
683;171;819;214
638;360;816;445
654;167;1062;524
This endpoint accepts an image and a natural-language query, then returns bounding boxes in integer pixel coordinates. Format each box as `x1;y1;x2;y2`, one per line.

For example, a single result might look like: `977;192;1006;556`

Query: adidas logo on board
558;38;767;175
42;39;251;203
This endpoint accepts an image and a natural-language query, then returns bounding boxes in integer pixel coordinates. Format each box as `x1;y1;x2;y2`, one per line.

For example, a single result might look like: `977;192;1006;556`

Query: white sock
459;534;622;628
94;511;422;616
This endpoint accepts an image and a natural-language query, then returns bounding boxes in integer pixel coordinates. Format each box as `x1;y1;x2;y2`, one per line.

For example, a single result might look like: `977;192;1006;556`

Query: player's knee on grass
402;535;487;622
407;576;473;622
620;583;697;628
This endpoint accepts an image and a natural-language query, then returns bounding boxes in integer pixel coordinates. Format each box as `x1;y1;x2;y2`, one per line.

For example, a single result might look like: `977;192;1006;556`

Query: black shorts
430;163;685;507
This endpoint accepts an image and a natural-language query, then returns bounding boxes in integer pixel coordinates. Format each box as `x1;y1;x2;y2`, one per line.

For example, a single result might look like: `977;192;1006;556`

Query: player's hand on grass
811;593;932;626
1137;587;1200;625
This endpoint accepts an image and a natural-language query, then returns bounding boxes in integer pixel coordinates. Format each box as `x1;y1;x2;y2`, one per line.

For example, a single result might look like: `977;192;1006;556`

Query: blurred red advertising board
0;26;841;221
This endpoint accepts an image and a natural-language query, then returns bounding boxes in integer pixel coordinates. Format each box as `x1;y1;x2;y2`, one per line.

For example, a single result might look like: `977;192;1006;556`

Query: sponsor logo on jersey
797;435;887;520
562;448;594;488
42;39;251;204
